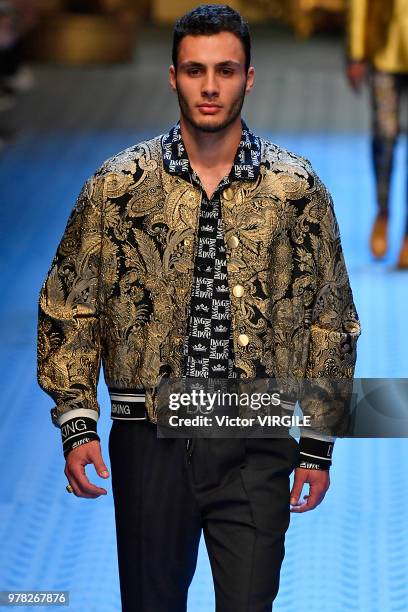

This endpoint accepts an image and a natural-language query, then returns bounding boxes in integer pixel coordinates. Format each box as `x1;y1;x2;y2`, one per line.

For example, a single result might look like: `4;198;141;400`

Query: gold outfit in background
347;0;408;72
347;0;408;264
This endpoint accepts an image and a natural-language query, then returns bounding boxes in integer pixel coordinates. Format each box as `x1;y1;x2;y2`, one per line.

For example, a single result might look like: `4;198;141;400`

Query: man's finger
289;470;308;506
290;486;327;513
65;477;81;498
69;463;108;497
65;466;96;498
93;457;110;479
66;471;95;498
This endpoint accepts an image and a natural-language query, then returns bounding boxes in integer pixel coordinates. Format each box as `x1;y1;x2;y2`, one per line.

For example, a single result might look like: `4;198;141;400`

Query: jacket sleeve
296;176;362;470
37;176;104;459
346;0;369;62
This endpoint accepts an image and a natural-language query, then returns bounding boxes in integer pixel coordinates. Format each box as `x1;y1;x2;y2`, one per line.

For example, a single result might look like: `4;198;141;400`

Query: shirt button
227;235;239;248
223;187;234;200
238;334;249;347
232;284;244;297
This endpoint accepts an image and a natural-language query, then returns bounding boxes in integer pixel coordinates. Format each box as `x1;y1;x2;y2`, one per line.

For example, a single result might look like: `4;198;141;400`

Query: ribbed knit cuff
296;437;334;470
60;415;100;460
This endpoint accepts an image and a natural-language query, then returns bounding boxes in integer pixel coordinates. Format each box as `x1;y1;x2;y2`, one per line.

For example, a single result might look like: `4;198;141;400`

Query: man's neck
179;115;243;174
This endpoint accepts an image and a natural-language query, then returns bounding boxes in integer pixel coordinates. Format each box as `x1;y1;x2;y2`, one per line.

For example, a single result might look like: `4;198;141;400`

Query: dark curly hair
172;4;251;73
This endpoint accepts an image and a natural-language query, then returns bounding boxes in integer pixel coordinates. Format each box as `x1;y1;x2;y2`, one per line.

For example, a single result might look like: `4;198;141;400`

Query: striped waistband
109;388;148;420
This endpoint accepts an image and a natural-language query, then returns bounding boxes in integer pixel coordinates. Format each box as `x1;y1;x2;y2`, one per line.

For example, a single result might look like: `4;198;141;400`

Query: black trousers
108;420;299;612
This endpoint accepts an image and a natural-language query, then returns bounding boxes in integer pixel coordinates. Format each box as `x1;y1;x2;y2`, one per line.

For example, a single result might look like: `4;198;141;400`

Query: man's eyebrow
179;60;241;68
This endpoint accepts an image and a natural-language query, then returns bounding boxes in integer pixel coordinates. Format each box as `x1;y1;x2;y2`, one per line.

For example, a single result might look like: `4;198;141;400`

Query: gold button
232;284;244;297
227;235;239;248
238;334;249;346
223;187;234;200
184;239;191;246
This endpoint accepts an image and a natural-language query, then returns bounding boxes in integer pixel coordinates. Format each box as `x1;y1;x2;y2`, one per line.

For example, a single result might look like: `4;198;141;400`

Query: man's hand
290;467;330;513
64;440;110;498
346;59;367;92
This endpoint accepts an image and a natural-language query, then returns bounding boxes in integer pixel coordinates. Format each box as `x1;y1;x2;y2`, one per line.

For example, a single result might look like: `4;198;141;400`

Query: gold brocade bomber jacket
37;132;361;455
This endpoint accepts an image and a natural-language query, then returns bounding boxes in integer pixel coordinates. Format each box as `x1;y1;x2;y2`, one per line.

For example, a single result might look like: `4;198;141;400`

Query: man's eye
220;69;233;76
188;68;200;76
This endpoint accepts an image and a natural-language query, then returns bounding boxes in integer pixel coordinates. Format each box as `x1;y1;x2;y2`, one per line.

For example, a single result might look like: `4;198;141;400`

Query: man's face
169;31;254;133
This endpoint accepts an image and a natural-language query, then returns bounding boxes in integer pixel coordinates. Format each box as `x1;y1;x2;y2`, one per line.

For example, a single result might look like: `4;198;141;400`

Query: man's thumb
94;459;110;478
290;475;304;505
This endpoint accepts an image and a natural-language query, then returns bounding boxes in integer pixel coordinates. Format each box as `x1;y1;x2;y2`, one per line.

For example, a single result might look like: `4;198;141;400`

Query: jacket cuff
306;322;360;379
296;436;334;471
57;411;100;459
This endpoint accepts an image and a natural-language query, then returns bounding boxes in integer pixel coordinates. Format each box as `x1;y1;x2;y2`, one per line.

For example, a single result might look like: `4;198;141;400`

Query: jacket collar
161;117;261;183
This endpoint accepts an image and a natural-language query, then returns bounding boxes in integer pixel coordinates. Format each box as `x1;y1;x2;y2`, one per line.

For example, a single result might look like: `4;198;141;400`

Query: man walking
347;0;408;267
37;5;361;611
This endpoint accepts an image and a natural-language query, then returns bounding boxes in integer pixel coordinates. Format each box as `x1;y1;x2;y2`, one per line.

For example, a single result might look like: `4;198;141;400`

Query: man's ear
245;66;255;94
169;65;177;92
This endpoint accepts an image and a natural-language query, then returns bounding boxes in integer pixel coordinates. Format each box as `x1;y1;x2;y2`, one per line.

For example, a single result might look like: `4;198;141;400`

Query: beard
175;79;247;133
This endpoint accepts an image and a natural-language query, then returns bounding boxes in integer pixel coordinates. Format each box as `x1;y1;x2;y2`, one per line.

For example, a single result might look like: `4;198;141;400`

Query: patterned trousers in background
370;68;408;234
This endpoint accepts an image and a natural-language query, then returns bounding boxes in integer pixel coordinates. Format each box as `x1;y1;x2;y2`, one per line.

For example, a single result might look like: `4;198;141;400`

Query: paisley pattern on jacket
37;125;361;438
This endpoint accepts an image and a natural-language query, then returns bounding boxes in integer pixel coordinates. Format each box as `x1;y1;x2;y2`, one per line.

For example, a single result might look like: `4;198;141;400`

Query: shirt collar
161;118;261;184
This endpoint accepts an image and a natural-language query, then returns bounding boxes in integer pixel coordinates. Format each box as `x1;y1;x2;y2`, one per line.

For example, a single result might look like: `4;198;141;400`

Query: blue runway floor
0;128;407;611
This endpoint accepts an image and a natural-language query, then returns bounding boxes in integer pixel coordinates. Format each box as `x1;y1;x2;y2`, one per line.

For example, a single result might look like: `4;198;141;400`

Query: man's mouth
197;104;222;114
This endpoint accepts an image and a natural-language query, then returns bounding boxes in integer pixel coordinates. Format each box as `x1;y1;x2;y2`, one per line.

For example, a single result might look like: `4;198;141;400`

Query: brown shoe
370;212;388;258
397;235;408;269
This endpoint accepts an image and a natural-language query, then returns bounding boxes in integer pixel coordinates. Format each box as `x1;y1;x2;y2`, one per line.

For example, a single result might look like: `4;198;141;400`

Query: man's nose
201;72;219;97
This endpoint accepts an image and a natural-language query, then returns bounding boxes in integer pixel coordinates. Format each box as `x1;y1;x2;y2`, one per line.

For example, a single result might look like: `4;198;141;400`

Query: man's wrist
296;436;334;470
60;414;100;459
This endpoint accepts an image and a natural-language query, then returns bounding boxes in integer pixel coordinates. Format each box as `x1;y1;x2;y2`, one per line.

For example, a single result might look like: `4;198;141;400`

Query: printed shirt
162;119;261;382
